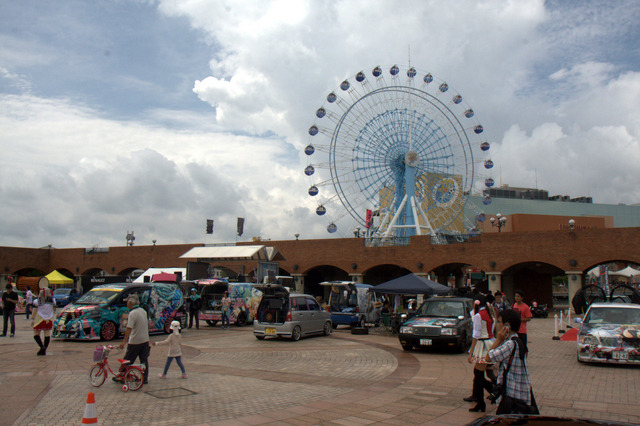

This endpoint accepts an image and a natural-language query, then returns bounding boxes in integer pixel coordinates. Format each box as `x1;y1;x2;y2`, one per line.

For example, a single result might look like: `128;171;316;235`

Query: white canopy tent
180;245;284;262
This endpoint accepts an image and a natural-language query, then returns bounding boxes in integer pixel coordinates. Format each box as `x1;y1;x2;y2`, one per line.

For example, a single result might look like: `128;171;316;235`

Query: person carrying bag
486;308;539;415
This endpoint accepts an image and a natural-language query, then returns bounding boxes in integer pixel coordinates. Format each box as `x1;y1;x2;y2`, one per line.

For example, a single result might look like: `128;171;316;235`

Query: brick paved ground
1;315;639;425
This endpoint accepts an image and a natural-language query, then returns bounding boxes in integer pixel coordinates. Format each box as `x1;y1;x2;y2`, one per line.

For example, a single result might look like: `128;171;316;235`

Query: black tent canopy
373;273;453;296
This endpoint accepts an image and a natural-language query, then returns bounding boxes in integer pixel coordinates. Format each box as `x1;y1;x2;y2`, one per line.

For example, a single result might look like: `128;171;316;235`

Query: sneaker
10;334;14;337
0;334;6;337
158;374;166;379
181;373;188;379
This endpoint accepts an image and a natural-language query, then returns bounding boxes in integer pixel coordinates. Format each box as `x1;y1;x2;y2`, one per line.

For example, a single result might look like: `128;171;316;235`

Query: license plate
266;327;276;335
612;351;628;360
420;338;432;346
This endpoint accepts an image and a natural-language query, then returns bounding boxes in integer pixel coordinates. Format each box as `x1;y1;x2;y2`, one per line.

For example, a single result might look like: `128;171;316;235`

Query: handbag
495;337;540;415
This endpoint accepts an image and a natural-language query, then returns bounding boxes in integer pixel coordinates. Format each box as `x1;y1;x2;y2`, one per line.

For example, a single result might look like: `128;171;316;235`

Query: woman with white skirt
466;294;494;412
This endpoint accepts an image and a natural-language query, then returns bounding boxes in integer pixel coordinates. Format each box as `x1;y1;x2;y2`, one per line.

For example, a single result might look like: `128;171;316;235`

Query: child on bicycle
153;320;187;379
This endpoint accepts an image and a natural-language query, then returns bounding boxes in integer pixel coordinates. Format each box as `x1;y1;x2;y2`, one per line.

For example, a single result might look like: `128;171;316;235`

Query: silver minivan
253;284;332;341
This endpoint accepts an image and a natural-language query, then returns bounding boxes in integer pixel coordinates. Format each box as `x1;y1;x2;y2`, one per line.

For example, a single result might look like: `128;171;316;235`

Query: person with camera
485;309;539;415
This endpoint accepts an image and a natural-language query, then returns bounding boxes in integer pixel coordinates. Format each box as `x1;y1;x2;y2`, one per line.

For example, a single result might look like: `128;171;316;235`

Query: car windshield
75;289;120;305
54;289;72;295
585;307;640;325
417;301;464;318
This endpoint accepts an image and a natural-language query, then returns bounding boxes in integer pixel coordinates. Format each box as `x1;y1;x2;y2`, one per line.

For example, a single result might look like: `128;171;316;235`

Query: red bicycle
89;345;145;392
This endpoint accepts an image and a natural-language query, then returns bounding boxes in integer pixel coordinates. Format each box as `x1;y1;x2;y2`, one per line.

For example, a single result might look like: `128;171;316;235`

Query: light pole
294;233;300;240
489;213;507;232
568;219;575;230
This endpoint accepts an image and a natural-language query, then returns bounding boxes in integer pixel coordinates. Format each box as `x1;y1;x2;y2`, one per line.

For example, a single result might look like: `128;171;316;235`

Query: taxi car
398;296;474;352
577;302;640;364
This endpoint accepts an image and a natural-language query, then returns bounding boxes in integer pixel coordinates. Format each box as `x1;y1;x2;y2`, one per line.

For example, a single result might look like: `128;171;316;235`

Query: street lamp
489;213;507;232
353;227;363;238
568;219;575;230
294;233;300;240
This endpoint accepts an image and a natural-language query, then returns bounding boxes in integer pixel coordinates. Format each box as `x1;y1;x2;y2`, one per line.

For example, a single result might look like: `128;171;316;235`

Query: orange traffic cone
82;392;97;424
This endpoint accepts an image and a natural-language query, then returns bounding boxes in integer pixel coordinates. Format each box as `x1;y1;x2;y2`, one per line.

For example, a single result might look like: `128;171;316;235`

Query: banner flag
365;209;373;229
206;219;214;234
237;217;245;236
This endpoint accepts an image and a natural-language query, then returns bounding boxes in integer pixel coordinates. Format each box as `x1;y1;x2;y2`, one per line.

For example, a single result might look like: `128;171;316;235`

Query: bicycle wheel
124;367;144;391
89;364;106;387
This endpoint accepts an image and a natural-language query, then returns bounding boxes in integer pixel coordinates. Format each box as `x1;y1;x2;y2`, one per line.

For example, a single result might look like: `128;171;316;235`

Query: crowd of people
465;289;538;415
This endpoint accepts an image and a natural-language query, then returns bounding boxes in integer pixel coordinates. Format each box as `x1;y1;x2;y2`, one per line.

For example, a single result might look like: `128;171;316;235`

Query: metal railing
363;233;481;247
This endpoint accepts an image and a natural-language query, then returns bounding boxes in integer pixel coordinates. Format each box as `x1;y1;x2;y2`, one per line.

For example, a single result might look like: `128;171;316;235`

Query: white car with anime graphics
52;283;186;341
577;302;640;364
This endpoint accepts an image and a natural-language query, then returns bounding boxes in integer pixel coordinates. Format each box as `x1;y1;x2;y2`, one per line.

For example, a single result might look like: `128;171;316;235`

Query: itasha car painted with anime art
52;283;186;341
577;302;640;364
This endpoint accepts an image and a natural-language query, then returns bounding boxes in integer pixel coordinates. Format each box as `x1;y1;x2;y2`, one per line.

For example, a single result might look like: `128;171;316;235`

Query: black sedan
398;297;474;353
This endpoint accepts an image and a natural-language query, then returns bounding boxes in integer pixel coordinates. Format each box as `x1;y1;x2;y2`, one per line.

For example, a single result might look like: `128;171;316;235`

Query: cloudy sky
1;0;639;249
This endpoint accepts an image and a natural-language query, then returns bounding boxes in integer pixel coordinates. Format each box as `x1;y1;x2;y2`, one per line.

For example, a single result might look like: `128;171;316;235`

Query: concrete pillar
349;273;364;284
291;274;305;293
487;273;502;294
566;271;583;314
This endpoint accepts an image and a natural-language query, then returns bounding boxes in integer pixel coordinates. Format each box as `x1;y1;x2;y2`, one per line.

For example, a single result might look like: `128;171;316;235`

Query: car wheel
100;321;117;341
255;335;265;340
235;312;247;327
456;332;468;353
357;316;365;327
291;325;302;341
179;314;188;329
206;320;217;326
402;344;413;352
323;321;332;336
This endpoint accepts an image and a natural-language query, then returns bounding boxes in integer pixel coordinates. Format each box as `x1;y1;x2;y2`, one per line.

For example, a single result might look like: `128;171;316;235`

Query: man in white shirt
117;294;150;384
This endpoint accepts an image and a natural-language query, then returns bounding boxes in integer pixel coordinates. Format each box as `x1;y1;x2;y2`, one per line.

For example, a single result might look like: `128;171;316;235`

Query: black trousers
189;311;199;329
2;309;15;335
121;342;150;383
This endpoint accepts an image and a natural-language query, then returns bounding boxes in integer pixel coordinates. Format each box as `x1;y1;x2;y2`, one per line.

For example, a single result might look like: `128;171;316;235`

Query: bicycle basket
93;345;107;362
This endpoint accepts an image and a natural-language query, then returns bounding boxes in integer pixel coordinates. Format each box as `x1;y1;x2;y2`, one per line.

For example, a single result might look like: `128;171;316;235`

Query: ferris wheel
304;64;495;238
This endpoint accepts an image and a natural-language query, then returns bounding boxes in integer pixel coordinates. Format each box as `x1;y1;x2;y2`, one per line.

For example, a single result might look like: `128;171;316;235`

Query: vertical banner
237;217;245;236
206;219;214;234
365;209;373;229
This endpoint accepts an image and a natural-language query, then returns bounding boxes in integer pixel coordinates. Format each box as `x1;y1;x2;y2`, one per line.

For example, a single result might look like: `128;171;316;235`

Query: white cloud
1;0;639;248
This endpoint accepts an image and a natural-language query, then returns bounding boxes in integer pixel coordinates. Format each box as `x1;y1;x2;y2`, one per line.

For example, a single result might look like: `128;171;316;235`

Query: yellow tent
44;270;74;287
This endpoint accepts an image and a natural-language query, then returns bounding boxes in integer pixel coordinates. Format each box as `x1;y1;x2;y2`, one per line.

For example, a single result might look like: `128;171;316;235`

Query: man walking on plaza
117;294;150;384
512;290;532;353
221;291;231;329
188;288;201;329
1;283;19;337
25;286;34;320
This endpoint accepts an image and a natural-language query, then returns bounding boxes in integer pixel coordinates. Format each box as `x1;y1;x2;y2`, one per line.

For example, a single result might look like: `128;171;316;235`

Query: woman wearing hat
154;321;187;379
32;278;55;355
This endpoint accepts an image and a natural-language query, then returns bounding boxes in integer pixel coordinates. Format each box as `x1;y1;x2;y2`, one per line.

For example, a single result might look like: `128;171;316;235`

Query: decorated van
197;280;262;326
52;283;185;341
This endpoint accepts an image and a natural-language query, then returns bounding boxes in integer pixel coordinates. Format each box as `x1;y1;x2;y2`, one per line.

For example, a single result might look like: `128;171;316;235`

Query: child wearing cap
153;321;187;379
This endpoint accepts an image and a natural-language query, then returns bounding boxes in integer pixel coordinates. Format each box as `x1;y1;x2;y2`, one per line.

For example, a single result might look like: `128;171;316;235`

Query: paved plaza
1;316;639;425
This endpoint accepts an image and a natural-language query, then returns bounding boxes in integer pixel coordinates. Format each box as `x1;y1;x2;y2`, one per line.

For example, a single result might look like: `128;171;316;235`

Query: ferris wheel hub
405;150;419;167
